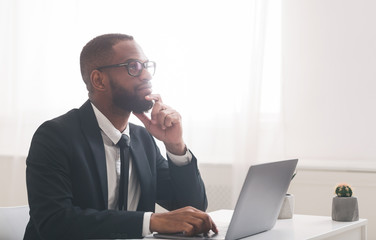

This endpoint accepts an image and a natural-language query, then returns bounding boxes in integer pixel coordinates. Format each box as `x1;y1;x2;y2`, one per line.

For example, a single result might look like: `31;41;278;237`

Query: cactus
335;183;353;197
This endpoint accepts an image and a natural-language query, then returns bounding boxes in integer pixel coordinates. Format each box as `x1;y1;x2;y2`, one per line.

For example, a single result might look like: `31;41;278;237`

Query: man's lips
137;84;152;95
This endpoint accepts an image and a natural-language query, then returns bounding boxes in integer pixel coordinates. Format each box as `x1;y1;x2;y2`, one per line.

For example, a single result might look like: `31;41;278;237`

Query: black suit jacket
24;100;207;239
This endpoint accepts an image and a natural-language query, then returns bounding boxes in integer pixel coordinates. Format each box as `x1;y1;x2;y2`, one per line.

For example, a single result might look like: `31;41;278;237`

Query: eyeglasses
96;60;156;77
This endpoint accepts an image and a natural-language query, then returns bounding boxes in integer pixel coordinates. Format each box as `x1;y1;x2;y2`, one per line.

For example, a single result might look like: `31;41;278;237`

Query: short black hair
80;33;134;90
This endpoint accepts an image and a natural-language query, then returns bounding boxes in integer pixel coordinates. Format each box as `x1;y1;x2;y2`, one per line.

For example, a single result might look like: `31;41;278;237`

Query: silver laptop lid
226;159;298;240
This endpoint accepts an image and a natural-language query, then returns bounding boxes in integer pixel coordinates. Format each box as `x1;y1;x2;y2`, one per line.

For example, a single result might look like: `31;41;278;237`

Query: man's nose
139;68;152;82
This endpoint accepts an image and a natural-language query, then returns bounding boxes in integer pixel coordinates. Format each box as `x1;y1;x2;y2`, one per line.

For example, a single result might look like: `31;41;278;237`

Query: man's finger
146;94;163;103
177;215;204;236
150;207;217;236
164;112;181;127
175;211;212;235
157;108;175;129
211;218;218;233
150;102;165;124
189;212;213;234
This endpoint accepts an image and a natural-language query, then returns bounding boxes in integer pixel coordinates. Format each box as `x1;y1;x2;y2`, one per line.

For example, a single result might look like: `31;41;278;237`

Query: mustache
136;83;152;91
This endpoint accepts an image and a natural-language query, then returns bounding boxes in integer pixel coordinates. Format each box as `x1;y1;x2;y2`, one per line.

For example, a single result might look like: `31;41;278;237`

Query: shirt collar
91;102;130;145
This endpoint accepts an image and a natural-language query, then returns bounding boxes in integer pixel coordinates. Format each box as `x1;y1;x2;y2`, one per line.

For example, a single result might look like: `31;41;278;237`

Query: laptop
153;159;298;240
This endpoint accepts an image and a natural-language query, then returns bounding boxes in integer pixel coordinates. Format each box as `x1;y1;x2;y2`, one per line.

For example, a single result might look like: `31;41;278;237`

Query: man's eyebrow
118;58;140;63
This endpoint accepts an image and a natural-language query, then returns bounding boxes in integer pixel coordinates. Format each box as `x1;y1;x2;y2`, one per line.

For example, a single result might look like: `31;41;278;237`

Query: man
24;33;217;239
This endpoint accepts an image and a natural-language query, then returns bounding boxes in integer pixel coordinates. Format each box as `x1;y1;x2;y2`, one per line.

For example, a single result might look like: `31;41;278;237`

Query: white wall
282;0;376;168
282;0;376;238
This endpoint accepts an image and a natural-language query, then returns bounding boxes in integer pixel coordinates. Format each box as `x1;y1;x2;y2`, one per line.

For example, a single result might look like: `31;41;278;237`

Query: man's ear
90;70;107;91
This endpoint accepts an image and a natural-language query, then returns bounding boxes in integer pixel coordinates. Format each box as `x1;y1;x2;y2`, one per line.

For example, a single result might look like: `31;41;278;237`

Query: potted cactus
332;183;359;222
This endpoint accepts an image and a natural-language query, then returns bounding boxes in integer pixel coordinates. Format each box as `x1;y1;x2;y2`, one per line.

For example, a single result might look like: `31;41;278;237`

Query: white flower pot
278;194;294;219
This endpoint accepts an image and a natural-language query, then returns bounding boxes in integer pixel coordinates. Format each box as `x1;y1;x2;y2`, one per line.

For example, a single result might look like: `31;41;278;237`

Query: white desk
209;210;367;240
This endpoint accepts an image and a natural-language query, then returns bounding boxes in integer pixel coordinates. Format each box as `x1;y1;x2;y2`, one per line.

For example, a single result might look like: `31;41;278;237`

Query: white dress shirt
91;103;192;236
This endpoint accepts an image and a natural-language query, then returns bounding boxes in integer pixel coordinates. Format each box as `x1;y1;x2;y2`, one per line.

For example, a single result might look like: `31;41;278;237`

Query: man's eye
128;63;139;70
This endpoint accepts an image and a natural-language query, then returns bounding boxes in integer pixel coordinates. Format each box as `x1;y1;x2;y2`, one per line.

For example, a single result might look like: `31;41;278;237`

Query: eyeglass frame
96;60;156;77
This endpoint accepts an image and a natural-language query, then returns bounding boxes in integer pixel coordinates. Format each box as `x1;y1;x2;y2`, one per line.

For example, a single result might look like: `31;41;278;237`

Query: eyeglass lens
128;61;155;76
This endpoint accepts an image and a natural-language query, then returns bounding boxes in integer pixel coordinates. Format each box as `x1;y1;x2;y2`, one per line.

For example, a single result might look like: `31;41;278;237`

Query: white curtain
1;0;282;206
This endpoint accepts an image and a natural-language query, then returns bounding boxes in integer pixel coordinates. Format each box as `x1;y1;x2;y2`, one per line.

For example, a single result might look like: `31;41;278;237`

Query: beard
109;79;153;114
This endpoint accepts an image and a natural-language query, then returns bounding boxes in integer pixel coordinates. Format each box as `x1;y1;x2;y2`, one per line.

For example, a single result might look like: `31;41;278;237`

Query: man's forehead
112;40;147;62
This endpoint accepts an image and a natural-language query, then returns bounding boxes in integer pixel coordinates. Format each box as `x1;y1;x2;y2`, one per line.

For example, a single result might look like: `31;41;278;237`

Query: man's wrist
167;147;192;166
149;212;161;233
165;142;186;155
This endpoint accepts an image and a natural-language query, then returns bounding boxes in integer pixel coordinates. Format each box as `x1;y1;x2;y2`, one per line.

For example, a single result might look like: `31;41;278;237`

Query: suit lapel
78;100;108;208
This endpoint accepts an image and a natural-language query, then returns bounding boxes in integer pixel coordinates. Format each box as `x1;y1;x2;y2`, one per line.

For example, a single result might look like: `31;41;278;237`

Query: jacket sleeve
151;137;208;212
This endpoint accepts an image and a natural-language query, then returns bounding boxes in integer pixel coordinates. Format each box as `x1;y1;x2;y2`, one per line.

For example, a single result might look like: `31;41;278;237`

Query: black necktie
117;134;130;211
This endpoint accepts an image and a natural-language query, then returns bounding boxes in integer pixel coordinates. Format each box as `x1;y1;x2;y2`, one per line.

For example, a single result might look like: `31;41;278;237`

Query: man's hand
133;94;186;155
150;206;218;236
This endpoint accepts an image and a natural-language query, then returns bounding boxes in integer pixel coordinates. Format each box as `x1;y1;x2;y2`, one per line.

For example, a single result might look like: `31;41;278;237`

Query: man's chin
132;109;148;114
132;101;154;114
